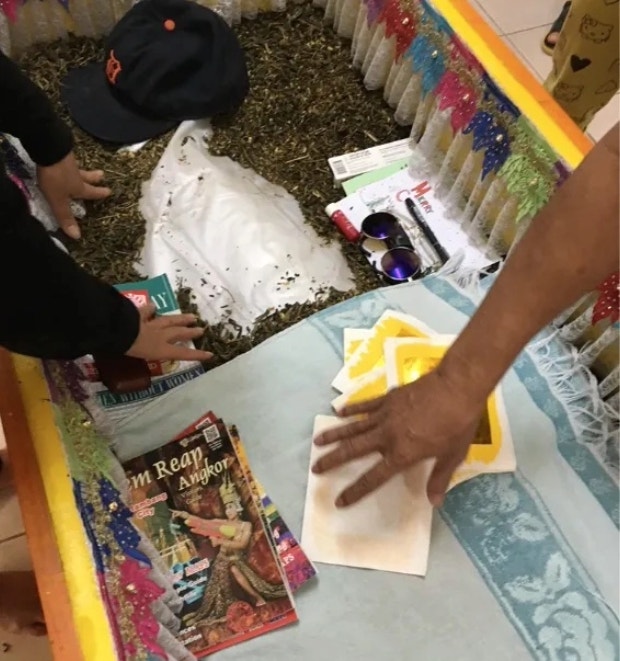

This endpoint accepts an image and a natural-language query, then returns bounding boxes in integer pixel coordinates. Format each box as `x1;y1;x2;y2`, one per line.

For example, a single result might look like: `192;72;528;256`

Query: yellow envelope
333;334;452;412
331;367;388;413
343;328;372;363
332;311;436;393
383;337;515;488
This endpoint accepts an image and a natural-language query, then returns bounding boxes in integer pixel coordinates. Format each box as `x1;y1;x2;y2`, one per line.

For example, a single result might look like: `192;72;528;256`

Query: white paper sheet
301;415;434;575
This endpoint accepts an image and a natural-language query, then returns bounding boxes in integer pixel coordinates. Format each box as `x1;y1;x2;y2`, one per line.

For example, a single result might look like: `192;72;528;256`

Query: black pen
404;197;450;265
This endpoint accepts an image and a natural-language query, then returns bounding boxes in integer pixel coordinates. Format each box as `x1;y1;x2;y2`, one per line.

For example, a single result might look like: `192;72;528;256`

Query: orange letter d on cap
106;50;122;85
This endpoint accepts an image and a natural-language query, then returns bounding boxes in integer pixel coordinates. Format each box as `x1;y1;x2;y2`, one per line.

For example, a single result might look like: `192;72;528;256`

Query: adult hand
37;152;111;240
312;367;486;508
126;304;213;362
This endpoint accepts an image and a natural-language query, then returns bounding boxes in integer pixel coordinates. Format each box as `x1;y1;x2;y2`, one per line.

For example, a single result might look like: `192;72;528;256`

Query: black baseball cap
61;0;249;144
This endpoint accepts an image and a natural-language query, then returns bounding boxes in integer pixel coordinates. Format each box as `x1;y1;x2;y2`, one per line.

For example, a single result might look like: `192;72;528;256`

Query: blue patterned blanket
116;274;619;661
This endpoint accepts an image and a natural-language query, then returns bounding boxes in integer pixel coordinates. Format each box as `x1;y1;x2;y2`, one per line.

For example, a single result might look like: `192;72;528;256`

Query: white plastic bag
138;120;354;328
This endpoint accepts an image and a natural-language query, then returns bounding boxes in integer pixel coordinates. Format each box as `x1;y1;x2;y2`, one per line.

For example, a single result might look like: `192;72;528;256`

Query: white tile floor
0;421;53;660
0;4;616;660
475;0;619;142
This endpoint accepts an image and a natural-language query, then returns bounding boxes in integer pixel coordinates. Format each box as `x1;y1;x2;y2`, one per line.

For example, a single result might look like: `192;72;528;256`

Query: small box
328;138;414;183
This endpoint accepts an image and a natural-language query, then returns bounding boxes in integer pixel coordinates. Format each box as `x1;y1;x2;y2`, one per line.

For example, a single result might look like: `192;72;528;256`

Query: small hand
312;368;485;508
126;304;213;362
37;152;111;240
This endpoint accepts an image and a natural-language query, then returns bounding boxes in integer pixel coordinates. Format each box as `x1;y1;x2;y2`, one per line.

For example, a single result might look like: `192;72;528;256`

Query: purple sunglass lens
361;212;399;240
381;248;421;281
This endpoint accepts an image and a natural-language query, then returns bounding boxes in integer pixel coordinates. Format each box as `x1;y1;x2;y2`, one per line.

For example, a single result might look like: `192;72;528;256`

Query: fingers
58;217;81;240
338;396;384;418
314;416;377;448
312;426;382;474
163;326;205;344
80;169;105;184
151;313;199;328
81;182;112;201
139;307;200;329
335;459;397;508
156;344;213;362
47;195;81;240
130;309;211;361
45;169;111;239
80;170;112;200
426;452;467;508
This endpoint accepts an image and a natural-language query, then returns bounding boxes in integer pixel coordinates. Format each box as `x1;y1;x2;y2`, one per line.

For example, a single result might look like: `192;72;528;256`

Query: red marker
325;204;361;242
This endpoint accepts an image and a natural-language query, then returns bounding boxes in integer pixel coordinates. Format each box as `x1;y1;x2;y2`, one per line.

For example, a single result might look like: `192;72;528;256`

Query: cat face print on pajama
553;81;584;102
580;14;614;43
595;58;620;94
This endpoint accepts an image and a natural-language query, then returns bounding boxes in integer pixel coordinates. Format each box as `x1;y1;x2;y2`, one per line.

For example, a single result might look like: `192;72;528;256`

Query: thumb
426;452;466;508
58;215;81;240
48;195;81;240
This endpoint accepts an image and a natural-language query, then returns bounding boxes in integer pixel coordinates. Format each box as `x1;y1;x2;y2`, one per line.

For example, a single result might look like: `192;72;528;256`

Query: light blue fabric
116;275;619;660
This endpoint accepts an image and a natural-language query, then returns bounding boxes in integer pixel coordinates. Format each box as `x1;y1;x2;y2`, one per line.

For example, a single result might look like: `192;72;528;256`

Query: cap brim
61;64;177;145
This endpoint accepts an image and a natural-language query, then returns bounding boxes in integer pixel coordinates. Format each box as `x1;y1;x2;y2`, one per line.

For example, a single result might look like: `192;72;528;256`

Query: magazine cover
229;427;317;593
183;415;316;592
123;415;297;657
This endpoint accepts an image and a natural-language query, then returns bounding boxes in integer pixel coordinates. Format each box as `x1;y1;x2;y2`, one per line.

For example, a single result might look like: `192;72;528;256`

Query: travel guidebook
123;412;298;657
76;274;205;425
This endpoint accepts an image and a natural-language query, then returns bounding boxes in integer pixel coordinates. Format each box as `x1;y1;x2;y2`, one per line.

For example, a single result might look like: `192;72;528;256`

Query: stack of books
123;412;316;657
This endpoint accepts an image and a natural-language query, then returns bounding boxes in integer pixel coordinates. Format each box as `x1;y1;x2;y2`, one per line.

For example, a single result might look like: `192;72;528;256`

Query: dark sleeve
0;182;140;360
0;49;73;166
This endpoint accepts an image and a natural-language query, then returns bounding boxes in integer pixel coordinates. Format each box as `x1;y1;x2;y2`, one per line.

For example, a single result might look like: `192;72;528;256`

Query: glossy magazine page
229;426;317;592
123;415;297;657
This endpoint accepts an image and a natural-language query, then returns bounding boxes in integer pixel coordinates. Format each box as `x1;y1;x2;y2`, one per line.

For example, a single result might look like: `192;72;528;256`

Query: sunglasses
360;212;422;283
